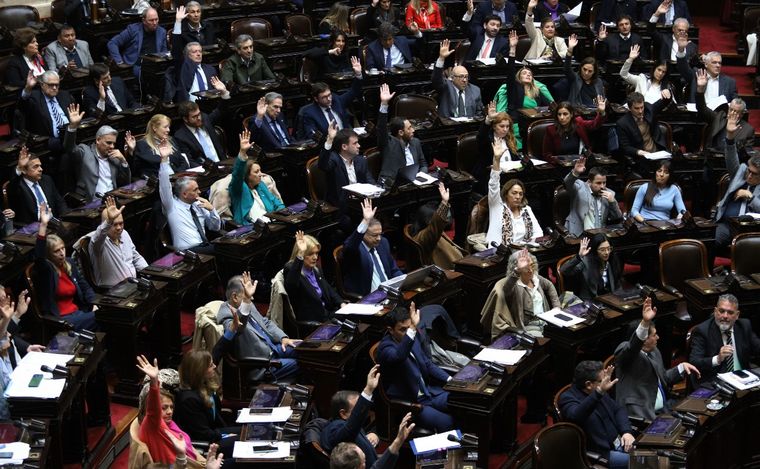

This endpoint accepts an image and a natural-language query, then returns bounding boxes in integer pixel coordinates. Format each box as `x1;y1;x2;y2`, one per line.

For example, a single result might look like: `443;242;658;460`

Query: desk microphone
489;241;510;258
671;410;698;426
41;365;68;378
480;361;505;375
68;330;95;344
446;434;461;443
447;433;478;446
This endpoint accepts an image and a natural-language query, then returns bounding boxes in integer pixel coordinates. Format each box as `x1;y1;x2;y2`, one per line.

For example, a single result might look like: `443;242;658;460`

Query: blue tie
409;350;430;396
196;128;218;162
369;248;387;282
270;120;289;145
325;107;338;126
250;318;280;355
384;48;392;70
48;98;64;138
195;67;206;91
32;183;46;206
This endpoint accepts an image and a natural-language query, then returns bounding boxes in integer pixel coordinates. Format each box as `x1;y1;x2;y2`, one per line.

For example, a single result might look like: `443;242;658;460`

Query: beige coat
524;12;568;60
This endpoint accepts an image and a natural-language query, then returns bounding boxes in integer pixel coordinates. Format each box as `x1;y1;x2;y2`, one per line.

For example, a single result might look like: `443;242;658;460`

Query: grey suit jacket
432;65;484;118
614;330;682;420
563;171;622;236
44;40;94;71
68;142;131;199
715;142;760;221
377;110;428;186
217;301;287;361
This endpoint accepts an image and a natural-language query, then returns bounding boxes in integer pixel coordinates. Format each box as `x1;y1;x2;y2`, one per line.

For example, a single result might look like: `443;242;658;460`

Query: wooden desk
0;245;33;289
212;223;288;283
683;274;760;320
415;448;478;469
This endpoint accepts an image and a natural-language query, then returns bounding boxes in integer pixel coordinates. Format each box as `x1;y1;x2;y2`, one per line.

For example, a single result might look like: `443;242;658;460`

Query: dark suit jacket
377;330;450;402
5;55;35;89
175;20;217;49
432;66;484;118
107;22;169;66
677;54;738;103
649;21;697;63
18;89;75;139
318;146;376;211
133;139;191;178
696;90;754;151
643;0;690;24
173;388;229;443
534;1;570;22
342;228;403;296
615;97;671;159
595;32;647;63
297;76;362;140
464;33;509;62
173;101;227;164
689;317;760;383
8;174;69;224
172;33;218;103
64;0;90;31
33;235;94;319
249;114;292;152
468;0;518;37
82;76;136;117
320;395;377;467
377;111;428;186
595;0;638;27
365;37;414;70
283;258;343;323
559;386;632;458
559;253;621;301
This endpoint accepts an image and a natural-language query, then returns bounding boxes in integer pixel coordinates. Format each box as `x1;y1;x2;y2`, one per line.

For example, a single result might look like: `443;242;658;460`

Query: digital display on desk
151;253;184;269
309;324;341;341
490;334;518;350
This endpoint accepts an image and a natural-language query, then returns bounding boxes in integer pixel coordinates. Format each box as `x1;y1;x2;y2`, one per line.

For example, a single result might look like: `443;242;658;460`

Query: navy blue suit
172;33;218;103
107;23;168;76
318;145;376;212
297;76;363;139
342;228;403;297
464;33;509;62
468;0;518;37
249;114;291;152
689;317;760;384
82;76;136;117
321;394;377;467
365;37;415;71
643;0;690;24
595;0;638;27
377;330;455;432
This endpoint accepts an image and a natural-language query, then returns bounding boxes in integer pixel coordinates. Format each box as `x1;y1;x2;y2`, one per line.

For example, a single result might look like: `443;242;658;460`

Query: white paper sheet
563;2;582;22
342;183;384;197
530;158;550;166
4;351;75;399
412;172;439;186
718;371;760;390
537;307;586;328
236;406;293;423
706;95;728;111
335;303;384;316
185;166;206;173
0;442;30;465
500;160;523;172
525;57;553;65
410;430;461;454
473;348;527;366
353;127;367;136
232;441;291;459
477;57;497;66
685;103;698;112
643;151;672;160
448;117;475;122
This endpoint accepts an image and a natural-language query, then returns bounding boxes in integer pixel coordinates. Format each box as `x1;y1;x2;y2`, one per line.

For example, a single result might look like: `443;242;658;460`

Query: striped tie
723;330;734;372
49;98;64;137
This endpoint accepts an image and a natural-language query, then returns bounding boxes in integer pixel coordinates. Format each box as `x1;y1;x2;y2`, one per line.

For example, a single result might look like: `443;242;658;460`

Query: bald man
432;39;484;119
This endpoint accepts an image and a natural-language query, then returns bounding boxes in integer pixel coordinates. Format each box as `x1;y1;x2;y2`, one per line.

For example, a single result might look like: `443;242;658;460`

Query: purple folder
83;199;103;210
287;202;308;213
490;334;519;350
473;248;497;258
15;222;40;235
120;180;147;191
689;387;717;399
227;224;255;237
310;324;341;341
359;289;387;305
644;416;679;436
151;253;184;268
452;364;485;383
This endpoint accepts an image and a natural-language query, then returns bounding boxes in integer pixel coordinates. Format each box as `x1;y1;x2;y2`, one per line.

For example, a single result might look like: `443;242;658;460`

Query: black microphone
41;365;68;378
447;433;461;442
490;241;510;257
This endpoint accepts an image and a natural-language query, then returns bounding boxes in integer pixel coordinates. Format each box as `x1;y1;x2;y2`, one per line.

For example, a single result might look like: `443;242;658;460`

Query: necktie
66;48;83;68
250;318;280;355
32;183;46;208
457;90;466;118
385;48;392;70
481;38;492;59
105;87;122;112
325;107;337;125
270;120;289;145
49;98;64;137
369;248;387;282
409;350;430;396
723;330;735;372
196;128;218;162
646;352;667;411
195;67;206;91
189;205;209;244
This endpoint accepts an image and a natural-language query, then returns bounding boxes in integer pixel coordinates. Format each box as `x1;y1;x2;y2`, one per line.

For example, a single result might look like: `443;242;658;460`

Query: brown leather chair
0;5;39;30
306;155;327;201
552;184;573;237
300;56;319;82
50;0;66;24
516;36;532;61
731;232;760;275
364;146;382;180
213;125;227;158
658;239;710;297
24;264;73;345
242;115;253;132
466;195;488;236
454;39;471;66
622;179;648;216
221;354;280;409
402;224;425;270
743;7;760;49
369;341;422;439
455;131;478;173
711;173;731;218
285;14;313;36
350;7;369;36
588;1;601;29
71;236;102;294
333;246;361;301
555;254;576;294
657;122;673;150
0;55;12;87
552;383;571;421
231;18;272;41
390;94;438;120
526;119;554;159
533;422;593;469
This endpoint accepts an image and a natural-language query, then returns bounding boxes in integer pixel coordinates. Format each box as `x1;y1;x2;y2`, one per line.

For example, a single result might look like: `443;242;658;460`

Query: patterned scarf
540;36;559;59
501;205;533;244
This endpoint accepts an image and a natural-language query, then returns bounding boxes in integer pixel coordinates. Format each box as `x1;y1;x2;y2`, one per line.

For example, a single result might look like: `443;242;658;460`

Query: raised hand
67;103;84;128
98;80;106;100
239;129;252;157
164;429;187;457
516;248;531;272
439;39;453;59
136;355;159;382
528;0;538;11
206;444;224;469
39;203;51;226
487;100;497;120
568;33;579;51
573;155;586;175
597;365;618;393
227;305;241;333
726;108;741;139
394;413;415;446
578;237;591;256
628;43;640;61
655;0;671;16
0;298;15;321
509;30;518;50
104;196;124;223
17;145;30;172
295;230;308;255
438;182;449;203
326;120;338;141
365;364;380;394
256;96;267;118
210;76;227;93
597;24;607;41
175;5;187;22
408;21;420;34
124;131;136;154
15;290;30;319
379;83;395;104
361;198;376;222
641;296;656;323
242;271;257;300
25;71;37;91
695;68;708;91
351;56;362;74
596;95;606;113
409;301;419;327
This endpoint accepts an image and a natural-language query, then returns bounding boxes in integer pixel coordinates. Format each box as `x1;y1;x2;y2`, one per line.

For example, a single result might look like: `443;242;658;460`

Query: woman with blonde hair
284;230;345;323
319;2;350;35
133;114;189;178
405;0;443;30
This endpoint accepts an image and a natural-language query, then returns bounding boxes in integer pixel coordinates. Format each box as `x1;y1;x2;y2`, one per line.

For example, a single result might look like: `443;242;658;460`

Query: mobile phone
734;370;751;379
555;313;574;322
248;408;273;414
252;445;278;453
28;374;43;388
0;452;13;458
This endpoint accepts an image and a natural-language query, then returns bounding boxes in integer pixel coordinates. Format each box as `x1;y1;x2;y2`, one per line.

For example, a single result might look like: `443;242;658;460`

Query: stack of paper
474;348;526;365
642;151;672;160
410;430;462;455
718;370;760;390
335;303;384;316
537;307;586;328
236;406;293;424
0;442;30;465
4;352;74;399
412;172;439;186
232;441;290;459
342;183;384;197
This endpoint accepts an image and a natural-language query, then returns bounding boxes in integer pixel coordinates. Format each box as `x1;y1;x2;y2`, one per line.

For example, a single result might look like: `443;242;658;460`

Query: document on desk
473;348;526;366
233;441;290;459
537;307;586;328
530;158;550;166
706;95;728;111
0;442;30;465
236;406;293;423
476;57;497;66
525;57;553;65
4;351;75;399
718;370;760;390
410;430;462;455
562;2;581;22
412;172;439;186
643;151;672;160
342;183;385;197
335;303;384;316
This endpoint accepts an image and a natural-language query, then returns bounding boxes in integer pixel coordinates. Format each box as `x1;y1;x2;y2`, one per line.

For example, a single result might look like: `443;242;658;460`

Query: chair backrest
516;36;532;61
71;237;98;291
657;122;673;149
731;232;760;275
526;119;554;159
300;56;319;82
285;14;313;36
716;173;731;208
2;180;10;209
588;1;601;28
390;94;438;120
552;383;572;422
364;147;382;180
533;422;592;469
455;131;478;173
213;125;227;158
0;5;39;30
743;7;760;47
623;178;648;216
349;7;369;36
454;39;471;66
659;239;709;293
555;254;576;294
306;156;327;201
552;185;572;235
466;195;489;236
333;245;350;298
50;0;66;24
231;18;272;41
300;417;330;469
402;224;425;270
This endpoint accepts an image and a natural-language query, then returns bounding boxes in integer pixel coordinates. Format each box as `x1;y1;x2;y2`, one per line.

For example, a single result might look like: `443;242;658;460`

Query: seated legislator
619;45;673;105
107;8;168;78
342;199;404;296
712;113;760;247
82;63;137;117
8;146;69;225
615;91;672;161
134;114;192;178
676;42;737;104
630;161;686;222
248;93;292;152
216;272;300;381
432;39;484;118
647;13;696;63
595;0;638;26
377;304;455;432
694;69;754;152
377;84;429;187
462;0;517;38
43;25;94;72
524;0;568;61
34;205;97;331
501;249;559;336
170;7;219;103
563;156;623;236
689;294;760;384
409;183;465;270
405;0;443;30
321;366;382;465
564;35;606;108
485;146;543;247
87;198;147;288
284;231;345;323
158;157;221;253
461;12;509;62
329;415;414;469
365;22;419;71
7;29;46;89
473;102;518;193
18;71;75;150
614;297;700;420
229;130;285;225
296;57;363;140
220;34;275;86
319;3;350;35
367;0;403;30
64;121;131;201
174;82;230;165
560;233;621;301
559;361;635;469
304;31;353;79
534;0;570;22
644;0;691;26
594;17;647;64
172;1;217;49
542;99;606;163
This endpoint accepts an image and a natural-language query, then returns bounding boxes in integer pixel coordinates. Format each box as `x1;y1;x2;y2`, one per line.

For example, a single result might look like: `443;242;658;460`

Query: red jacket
405;2;443;29
542;112;605;162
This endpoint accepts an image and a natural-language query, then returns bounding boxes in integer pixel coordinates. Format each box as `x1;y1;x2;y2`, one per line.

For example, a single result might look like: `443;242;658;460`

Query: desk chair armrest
661;285;682;298
297;320;322;337
236;356;281;368
41;314;73;330
388;399;423;414
456;337;482;357
586;451;607;466
439;364;461;375
628;415;649;433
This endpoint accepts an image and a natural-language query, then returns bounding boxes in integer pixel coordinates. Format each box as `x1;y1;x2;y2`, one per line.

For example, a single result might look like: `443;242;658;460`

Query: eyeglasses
42;82;60;88
453;74;469;79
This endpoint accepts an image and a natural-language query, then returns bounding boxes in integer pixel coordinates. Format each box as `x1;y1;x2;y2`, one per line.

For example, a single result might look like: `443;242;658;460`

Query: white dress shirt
88;220;148;287
94;152;115;195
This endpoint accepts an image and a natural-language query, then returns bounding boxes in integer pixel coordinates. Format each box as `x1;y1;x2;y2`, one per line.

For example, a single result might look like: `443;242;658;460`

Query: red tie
481;39;492;59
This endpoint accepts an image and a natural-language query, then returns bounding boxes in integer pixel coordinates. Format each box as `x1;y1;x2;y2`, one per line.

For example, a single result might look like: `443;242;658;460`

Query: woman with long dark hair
630;160;686;222
620;44;674;104
542;99;606;161
368;0;402;29
565;34;606;108
560;233;621;300
305;30;352;79
319;2;350;35
5;28;45;88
